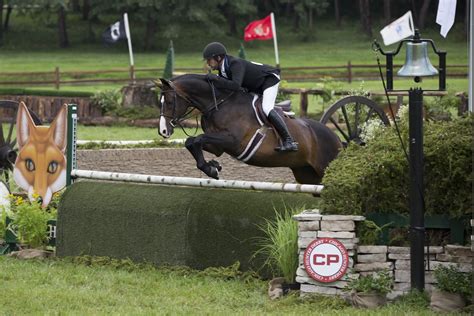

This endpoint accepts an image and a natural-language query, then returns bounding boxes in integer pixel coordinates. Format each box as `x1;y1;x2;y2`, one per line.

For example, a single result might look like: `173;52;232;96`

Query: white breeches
262;73;280;116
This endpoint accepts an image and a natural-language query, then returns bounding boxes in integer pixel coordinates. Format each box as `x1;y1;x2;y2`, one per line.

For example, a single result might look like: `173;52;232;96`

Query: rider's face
206;57;220;71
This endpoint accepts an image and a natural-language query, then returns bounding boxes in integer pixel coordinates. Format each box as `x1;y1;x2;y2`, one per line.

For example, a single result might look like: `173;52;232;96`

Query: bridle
159;89;196;128
159;78;236;130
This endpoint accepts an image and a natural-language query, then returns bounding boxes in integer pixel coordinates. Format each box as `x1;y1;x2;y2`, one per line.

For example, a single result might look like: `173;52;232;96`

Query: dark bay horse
155;74;342;184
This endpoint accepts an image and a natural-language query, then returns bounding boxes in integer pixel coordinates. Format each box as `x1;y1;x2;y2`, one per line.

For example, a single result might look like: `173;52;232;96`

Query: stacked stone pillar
294;210;473;299
293;210;364;296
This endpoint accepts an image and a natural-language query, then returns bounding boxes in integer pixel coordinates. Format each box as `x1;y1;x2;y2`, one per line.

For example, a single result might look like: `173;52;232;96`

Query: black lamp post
374;30;446;291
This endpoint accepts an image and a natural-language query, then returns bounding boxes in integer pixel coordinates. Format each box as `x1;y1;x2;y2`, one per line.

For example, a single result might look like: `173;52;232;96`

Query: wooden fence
0;62;468;89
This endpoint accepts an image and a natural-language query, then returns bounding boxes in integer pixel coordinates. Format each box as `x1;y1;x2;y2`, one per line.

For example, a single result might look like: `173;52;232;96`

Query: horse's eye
47;161;58;174
25;159;35;172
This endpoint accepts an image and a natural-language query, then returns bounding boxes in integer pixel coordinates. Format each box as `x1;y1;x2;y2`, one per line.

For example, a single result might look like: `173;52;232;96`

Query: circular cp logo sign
303;237;349;283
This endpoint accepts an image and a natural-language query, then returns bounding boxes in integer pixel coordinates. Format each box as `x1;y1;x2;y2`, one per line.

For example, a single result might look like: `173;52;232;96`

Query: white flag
436;0;457;38
379;11;415;46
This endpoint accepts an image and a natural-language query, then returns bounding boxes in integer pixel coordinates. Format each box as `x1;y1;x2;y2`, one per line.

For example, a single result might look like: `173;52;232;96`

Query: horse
155;74;342;185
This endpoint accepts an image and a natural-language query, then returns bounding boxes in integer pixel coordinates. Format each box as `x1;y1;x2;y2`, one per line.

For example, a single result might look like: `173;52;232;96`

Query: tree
294;0;329;32
218;0;256;36
334;0;341;27
418;0;432;29
163;40;174;79
238;42;247;60
358;0;372;37
383;0;391;24
57;3;69;47
0;0;4;46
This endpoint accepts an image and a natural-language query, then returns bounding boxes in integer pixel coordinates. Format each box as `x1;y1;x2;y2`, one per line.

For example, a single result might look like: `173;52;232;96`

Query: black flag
102;18;127;44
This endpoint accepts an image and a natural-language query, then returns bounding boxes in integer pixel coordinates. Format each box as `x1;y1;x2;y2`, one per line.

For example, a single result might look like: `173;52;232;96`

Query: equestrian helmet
203;42;227;59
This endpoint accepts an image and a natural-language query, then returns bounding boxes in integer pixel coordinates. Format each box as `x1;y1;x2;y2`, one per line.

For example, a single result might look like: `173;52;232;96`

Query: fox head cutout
14;102;68;207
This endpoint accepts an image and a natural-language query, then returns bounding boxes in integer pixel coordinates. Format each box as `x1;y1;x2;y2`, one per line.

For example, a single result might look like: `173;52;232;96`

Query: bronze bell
398;41;438;77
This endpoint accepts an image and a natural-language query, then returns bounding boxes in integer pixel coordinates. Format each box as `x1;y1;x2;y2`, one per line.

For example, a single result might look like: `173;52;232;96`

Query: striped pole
71;169;324;195
66;104;78;186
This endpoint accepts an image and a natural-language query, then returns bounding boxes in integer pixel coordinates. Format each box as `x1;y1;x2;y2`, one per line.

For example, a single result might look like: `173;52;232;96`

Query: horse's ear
154;78;172;90
153;79;163;89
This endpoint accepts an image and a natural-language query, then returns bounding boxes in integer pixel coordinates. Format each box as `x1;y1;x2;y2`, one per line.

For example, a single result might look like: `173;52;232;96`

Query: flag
436;0;457;38
244;14;273;42
102;18;127;44
379;11;414;46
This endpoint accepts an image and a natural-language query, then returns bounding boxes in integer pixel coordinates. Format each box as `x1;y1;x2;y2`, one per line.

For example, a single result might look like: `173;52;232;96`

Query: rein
160;79;236;135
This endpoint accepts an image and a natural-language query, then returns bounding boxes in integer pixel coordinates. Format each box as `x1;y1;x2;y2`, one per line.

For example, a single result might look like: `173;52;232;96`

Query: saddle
253;96;295;127
237;96;295;162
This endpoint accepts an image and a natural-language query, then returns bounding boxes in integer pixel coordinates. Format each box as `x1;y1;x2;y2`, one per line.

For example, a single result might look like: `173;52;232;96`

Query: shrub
356;220;392;245
433;265;472;298
344;270;393;294
90;89;122;115
320;115;472;219
7;195;58;248
254;206;301;283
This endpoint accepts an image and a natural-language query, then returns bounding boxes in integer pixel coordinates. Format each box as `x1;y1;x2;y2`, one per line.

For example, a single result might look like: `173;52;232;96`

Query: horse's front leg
185;133;236;180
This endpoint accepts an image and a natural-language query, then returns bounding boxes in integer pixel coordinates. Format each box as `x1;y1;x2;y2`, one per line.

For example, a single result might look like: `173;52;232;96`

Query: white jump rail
71;169;324;195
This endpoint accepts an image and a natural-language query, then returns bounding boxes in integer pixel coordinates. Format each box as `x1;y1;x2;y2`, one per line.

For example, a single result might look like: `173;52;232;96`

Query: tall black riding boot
267;110;298;152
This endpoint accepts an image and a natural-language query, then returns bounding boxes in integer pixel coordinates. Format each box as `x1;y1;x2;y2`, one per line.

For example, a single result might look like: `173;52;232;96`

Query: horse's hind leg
290;166;323;185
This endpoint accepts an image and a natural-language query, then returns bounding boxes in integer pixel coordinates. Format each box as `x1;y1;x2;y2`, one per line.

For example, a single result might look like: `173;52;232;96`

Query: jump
155;73;341;185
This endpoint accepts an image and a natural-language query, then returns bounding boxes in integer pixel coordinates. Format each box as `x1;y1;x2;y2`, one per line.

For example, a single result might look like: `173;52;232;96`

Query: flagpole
270;12;280;68
123;13;135;82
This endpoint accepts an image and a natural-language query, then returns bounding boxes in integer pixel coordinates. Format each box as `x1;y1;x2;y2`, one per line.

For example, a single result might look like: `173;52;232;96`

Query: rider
202;42;298;152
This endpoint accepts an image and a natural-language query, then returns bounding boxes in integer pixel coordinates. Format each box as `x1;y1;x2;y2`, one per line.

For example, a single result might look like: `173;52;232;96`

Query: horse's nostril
162;130;167;135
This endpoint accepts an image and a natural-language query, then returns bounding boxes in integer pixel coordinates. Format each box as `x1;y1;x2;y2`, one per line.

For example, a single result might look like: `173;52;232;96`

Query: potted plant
431;265;472;312
344;270;393;308
254;207;301;299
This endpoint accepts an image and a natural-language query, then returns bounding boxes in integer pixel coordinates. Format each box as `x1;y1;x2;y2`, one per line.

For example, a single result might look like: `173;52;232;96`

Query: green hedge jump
56;181;318;271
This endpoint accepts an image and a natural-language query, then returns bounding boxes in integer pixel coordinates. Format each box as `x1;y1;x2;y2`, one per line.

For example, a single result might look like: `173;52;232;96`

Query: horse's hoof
202;164;219;180
208;159;222;171
208;166;219;180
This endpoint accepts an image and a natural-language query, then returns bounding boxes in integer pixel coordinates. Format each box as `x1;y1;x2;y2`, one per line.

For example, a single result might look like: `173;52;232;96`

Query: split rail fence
0;63;468;90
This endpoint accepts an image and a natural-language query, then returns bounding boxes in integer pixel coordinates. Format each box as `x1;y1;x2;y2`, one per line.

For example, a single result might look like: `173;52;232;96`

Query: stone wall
294;210;473;299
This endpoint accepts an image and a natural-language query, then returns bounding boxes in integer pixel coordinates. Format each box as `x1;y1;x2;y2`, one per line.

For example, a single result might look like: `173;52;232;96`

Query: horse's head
154;77;194;138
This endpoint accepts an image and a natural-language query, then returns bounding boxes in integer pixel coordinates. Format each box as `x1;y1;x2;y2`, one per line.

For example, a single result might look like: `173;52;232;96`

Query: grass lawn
0;256;446;315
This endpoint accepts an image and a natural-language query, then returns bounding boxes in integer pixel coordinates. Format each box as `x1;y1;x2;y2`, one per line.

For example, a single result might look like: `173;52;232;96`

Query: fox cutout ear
16;102;37;149
49;104;68;152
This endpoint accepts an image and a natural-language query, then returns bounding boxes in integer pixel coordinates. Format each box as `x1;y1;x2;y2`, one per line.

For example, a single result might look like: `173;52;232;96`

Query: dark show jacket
212;55;279;94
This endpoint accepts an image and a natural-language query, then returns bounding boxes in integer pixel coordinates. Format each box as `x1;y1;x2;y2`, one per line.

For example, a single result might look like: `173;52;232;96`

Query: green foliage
320;115;472;219
254;206;301;283
433;265;472;297
163;40;175;79
356;220;392;245
394;289;430;308
90;89;122;115
424;91;462;121
344;270;393;295
238;43;247;60
7;195;57;248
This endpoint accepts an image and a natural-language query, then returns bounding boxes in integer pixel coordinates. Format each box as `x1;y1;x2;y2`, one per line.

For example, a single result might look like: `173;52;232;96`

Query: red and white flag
244;14;273;42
